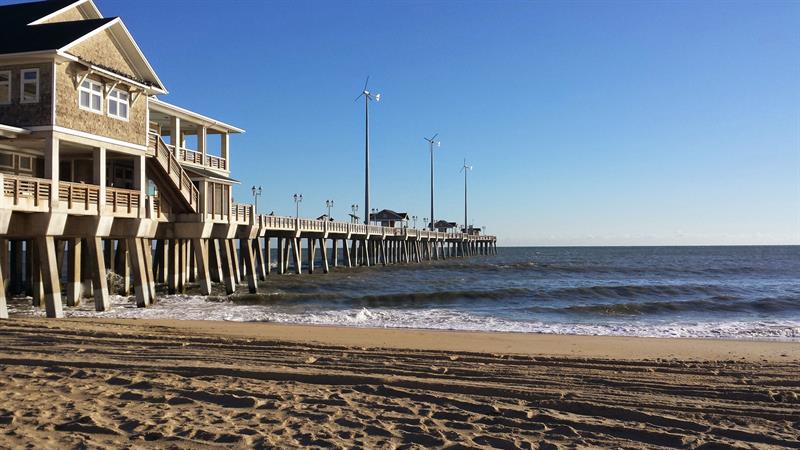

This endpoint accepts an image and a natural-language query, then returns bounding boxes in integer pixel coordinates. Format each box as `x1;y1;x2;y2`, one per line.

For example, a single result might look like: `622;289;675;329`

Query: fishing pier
0;0;496;319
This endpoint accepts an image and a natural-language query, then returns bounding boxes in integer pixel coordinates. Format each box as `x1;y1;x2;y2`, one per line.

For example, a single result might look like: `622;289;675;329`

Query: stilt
254;238;266;281
0;241;7;319
264;237;272;276
307;237;315;274
319;238;329;274
31;241;43;308
9;241;21;296
36;236;63;318
154;240;165;283
141;239;156;302
192;238;212;295
219;239;236;295
166;239;178;294
362;239;370;267
231;239;242;284
241;239;258;294
80;239;93;299
277;238;286;275
209;239;223;283
87;237;110;311
292;237;302;274
344;239;352;268
66;238;81;307
127;238;150;307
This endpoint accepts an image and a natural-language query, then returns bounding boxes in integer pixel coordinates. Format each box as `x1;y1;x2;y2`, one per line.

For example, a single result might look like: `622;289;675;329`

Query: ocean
9;246;800;341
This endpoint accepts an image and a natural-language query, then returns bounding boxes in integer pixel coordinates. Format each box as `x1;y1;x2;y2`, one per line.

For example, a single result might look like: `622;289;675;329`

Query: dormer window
79;79;102;113
0;71;10;105
20;69;38;103
108;88;129;120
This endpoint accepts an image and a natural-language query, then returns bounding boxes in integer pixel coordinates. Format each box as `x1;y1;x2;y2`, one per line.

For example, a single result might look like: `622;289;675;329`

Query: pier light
251;185;262;214
293;193;303;219
412;215;418;229
325;200;334;220
423;217;428;230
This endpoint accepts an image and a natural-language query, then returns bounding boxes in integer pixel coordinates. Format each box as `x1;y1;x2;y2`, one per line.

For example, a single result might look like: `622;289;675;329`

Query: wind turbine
424;133;441;230
356;76;380;225
460;159;473;233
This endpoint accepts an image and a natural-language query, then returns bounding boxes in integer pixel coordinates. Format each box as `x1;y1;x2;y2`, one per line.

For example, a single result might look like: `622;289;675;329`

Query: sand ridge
0;318;798;449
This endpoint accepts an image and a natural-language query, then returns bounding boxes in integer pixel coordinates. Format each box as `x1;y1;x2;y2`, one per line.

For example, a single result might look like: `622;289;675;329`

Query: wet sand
0;318;798;449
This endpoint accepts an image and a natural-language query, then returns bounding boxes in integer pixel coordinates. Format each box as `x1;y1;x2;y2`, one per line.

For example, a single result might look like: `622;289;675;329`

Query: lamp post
251;185;262;214
423;217;428;230
293;193;303;219
356;77;380;225
351;204;358;223
412;215;418;229
424;134;441;230
370;208;378;226
325;199;334;220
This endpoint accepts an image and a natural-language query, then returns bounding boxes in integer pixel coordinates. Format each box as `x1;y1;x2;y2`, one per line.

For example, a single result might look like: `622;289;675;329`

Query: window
79;79;102;113
0;71;9;105
107;88;129;120
18;155;32;172
0;153;12;169
20;69;38;103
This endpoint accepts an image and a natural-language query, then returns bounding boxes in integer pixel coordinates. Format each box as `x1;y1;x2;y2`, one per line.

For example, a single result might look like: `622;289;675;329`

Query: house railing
107;187;140;214
148;132;200;212
58;181;100;210
2;174;51;207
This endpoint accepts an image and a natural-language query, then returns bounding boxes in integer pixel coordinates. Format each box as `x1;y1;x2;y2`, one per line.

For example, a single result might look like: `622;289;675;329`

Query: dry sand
0;318;798;449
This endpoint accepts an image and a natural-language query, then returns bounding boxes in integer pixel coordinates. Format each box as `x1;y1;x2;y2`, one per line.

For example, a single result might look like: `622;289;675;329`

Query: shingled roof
0;17;115;54
0;0;77;27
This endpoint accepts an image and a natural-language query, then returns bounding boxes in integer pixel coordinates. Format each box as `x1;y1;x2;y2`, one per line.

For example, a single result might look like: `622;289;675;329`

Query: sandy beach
0;318;798;449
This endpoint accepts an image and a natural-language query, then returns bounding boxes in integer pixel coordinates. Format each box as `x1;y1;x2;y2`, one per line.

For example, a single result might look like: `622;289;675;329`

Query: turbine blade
363;76;370;92
355;92;364;102
432;133;439;140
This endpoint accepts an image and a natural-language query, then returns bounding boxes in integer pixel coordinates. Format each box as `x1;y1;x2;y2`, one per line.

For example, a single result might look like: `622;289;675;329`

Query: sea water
9;246;800;341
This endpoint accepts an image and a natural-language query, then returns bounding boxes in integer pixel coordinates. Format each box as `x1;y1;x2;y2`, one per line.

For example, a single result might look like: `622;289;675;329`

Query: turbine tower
460;159;473;233
424;133;441;230
356;77;380;225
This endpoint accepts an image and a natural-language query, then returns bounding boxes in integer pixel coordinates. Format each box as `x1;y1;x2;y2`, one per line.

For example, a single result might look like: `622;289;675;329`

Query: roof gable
0;0;77;28
29;0;102;25
0;17;114;55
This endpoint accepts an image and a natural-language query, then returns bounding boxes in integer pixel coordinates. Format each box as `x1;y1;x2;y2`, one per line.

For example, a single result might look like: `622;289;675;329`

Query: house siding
68;29;135;79
0;63;53;127
55;62;146;146
40;6;87;24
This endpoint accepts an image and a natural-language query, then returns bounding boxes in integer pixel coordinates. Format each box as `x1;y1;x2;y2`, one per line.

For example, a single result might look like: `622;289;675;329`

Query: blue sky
98;1;798;245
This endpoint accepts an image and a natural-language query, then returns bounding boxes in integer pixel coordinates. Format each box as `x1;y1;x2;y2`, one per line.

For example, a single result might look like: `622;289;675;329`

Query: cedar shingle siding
0;63;53;127
55;62;146;146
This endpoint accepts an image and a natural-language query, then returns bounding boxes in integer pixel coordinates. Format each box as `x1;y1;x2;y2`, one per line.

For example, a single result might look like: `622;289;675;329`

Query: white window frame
0;71;10;105
17;155;32;172
78;79;103;114
107;88;129;120
20;69;39;104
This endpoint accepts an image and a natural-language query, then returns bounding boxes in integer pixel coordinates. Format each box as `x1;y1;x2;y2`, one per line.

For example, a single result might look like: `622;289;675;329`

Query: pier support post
307;237;315;274
0;247;6;318
332;239;339;268
31;241;43;307
66;238;81;307
264;237;272;276
127;238;151;308
319;238;329;273
142;239;156;302
87;237;110;311
292;238;302;274
241;239;258;294
212;239;224;282
254;238;266;281
36;236;63;318
231;240;242;284
192;239;212;295
344;239;352;268
362;240;370;267
277;238;286;275
219;239;236;295
167;239;178;294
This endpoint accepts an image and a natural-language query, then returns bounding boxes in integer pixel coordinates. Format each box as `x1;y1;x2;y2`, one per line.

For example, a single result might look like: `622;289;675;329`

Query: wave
526;296;800;316
544;284;730;300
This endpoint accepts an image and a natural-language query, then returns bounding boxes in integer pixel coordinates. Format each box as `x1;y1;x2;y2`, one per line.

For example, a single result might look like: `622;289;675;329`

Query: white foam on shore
8;295;800;341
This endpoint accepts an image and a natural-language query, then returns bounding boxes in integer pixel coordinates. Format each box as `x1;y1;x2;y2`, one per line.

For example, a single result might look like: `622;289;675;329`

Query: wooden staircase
147;132;200;213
